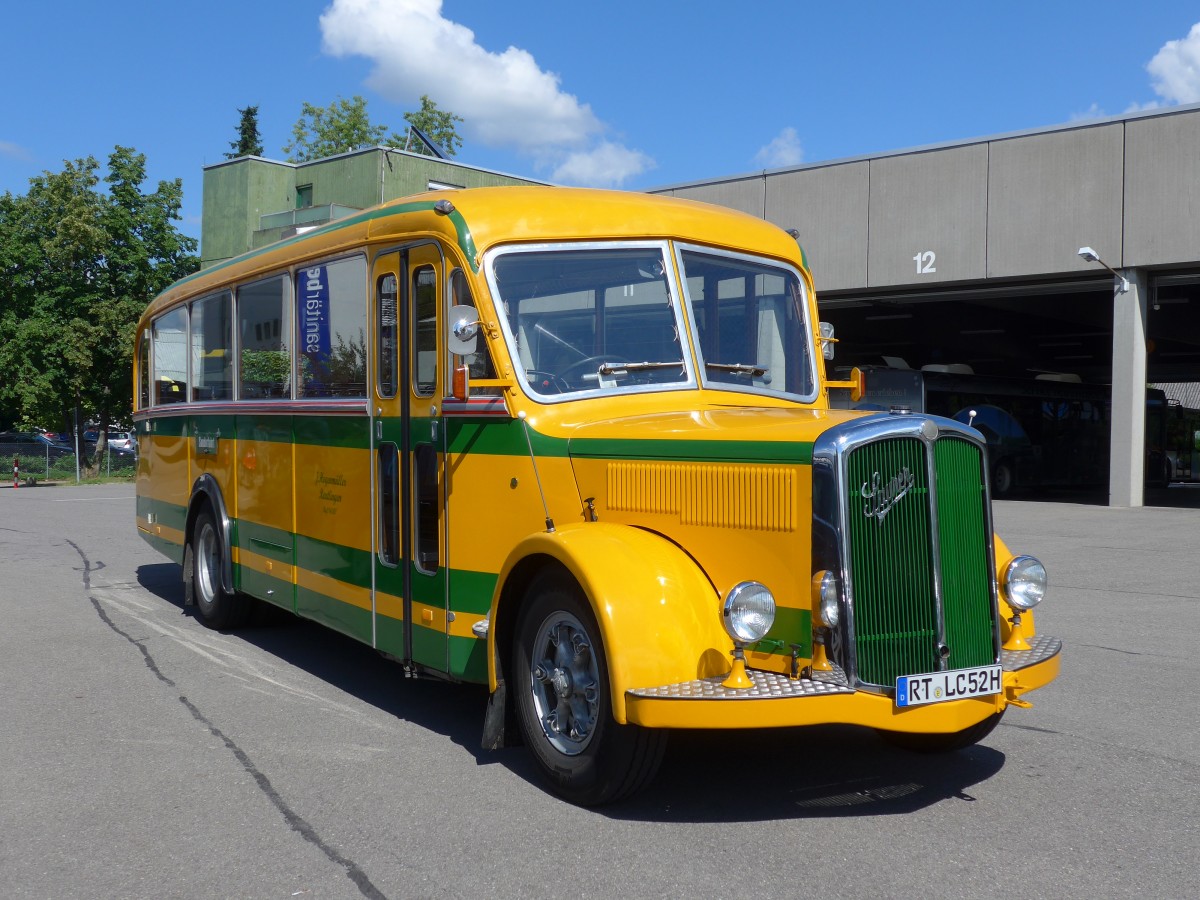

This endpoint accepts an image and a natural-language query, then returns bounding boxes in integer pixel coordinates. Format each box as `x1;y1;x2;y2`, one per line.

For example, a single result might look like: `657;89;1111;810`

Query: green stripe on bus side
449;632;489;683
139;527;184;564
295;533;373;591
151;411;814;465
448;569;498;616
568;437;814;464
297;583;373;644
236;563;294;609
143;496;188;533
445;417;814;464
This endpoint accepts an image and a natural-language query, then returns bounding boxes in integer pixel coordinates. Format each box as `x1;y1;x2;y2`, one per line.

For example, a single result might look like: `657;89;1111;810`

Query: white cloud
0;139;32;161
754;127;803;168
1148;22;1200;104
319;0;654;185
551;142;655;188
1069;103;1107;122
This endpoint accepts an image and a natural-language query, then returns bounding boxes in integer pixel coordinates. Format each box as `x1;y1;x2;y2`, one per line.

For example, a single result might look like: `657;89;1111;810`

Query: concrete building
652;103;1200;507
200;146;544;269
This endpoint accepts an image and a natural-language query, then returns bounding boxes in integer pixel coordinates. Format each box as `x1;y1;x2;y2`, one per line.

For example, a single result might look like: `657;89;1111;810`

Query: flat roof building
652;103;1200;507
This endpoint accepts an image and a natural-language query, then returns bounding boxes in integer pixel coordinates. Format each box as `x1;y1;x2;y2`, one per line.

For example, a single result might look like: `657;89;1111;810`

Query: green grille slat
846;437;936;685
845;433;996;687
935;437;997;669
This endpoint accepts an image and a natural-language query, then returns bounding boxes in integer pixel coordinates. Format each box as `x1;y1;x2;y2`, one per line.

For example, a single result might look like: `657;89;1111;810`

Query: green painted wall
202;158;295;268
201;148;543;268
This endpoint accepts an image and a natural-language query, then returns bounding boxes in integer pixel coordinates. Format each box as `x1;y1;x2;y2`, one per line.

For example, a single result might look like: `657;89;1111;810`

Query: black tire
512;571;666;805
992;461;1014;497
877;709;1004;753
189;508;251;630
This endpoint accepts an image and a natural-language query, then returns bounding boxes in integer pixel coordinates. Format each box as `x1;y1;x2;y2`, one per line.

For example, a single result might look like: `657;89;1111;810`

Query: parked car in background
107;431;135;453
0;432;74;459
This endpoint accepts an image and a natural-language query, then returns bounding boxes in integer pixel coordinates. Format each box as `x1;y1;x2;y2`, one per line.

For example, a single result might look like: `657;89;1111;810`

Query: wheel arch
185;473;235;597
488;523;731;722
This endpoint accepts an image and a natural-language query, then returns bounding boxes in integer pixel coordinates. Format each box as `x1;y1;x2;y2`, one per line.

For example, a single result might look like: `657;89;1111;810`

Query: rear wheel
877;709;1004;753
189;508;251;630
512;572;666;805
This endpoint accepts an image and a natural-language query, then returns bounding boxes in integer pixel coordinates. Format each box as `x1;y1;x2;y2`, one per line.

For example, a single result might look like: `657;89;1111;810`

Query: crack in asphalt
65;538;388;900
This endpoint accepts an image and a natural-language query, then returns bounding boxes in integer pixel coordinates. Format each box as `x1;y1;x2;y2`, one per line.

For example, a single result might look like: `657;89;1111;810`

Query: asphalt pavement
0;483;1197;899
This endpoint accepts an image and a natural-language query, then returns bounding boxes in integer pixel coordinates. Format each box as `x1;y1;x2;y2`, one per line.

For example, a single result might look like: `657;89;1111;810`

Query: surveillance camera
1077;246;1099;262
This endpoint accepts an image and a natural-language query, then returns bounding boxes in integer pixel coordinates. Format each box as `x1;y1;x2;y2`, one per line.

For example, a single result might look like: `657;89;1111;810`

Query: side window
378;443;400;565
190;291;233;401
151;307;188;405
450;268;498;384
238;275;292;399
297;257;367;398
377;273;398;399
138;329;150;411
413;266;437;396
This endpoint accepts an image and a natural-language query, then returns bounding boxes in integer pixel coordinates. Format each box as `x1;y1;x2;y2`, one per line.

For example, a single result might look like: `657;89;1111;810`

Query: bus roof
139;186;808;326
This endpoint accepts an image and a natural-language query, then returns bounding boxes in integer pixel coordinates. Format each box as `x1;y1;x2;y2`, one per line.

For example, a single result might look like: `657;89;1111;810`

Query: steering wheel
525;369;570;394
556;354;630;388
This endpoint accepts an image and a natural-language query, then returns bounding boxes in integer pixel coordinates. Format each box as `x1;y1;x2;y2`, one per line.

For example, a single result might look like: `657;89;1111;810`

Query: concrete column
1109;268;1148;507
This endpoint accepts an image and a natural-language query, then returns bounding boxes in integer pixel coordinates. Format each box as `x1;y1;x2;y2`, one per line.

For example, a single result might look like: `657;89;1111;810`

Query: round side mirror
448;304;480;356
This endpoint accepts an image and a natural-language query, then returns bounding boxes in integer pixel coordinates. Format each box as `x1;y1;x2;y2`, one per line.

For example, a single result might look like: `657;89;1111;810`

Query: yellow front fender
489;523;733;722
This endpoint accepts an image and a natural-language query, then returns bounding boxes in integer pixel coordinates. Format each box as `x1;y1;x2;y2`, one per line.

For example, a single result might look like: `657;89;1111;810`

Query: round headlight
812;571;840;628
1003;555;1047;611
722;582;776;643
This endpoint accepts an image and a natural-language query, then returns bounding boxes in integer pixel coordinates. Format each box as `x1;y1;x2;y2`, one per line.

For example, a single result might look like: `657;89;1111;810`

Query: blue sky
4;1;1200;244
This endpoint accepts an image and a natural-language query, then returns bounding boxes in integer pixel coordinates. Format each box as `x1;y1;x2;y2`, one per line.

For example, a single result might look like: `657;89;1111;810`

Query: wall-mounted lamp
1077;246;1130;293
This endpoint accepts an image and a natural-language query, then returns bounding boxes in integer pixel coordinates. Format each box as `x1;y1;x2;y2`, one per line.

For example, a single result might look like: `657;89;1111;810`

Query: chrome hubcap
529;612;600;755
195;523;218;610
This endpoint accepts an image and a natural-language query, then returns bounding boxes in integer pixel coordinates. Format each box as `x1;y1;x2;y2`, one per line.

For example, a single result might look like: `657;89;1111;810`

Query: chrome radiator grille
814;415;1000;691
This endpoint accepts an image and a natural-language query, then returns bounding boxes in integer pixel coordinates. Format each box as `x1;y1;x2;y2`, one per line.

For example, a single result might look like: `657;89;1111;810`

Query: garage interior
818;274;1200;505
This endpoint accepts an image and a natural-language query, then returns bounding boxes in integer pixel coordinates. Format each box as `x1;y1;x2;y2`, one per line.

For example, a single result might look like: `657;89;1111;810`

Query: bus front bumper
623;634;1061;732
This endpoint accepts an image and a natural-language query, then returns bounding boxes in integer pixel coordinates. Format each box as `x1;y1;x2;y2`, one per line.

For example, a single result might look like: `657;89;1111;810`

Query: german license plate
895;664;1003;707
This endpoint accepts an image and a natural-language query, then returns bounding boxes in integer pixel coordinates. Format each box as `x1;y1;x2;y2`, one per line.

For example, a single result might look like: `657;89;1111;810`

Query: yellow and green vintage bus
134;186;1061;804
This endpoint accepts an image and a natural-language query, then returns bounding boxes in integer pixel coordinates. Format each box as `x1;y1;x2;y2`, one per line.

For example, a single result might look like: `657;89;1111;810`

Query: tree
283;95;401;163
225;105;264;159
0;147;199;474
403;95;463;158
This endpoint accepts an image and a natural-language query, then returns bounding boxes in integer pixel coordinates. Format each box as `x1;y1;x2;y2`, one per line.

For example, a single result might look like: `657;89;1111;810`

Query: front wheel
512;572;666;805
992;460;1015;497
877;709;1004;753
189;508;251;630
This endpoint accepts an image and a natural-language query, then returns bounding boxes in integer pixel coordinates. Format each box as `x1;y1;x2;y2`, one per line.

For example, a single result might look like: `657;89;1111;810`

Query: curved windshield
677;246;817;401
488;241;816;403
490;244;691;397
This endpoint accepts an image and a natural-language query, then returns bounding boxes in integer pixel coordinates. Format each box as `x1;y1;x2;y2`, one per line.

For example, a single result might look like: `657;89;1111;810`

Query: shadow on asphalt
136;562;1006;820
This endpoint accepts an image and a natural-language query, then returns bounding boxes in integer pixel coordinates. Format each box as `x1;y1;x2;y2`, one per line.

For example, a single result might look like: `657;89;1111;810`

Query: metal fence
1;442;137;485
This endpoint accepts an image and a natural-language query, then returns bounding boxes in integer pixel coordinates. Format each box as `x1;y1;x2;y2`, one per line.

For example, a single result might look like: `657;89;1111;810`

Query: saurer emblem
861;467;915;523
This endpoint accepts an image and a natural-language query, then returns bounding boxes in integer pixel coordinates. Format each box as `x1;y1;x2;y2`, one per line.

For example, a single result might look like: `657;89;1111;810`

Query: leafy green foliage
283;94;465;163
225;105;264;159
0;147;198;469
284;95;402;163
403;95;463;158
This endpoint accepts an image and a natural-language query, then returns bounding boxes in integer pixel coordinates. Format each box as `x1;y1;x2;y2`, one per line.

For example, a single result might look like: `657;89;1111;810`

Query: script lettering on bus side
315;469;346;515
861;467;915;524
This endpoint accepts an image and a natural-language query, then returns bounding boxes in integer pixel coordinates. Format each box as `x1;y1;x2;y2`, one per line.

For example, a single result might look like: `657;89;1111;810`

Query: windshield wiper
705;362;769;378
596;361;685;376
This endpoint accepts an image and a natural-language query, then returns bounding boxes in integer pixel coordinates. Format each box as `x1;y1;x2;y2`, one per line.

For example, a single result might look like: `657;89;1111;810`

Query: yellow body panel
490;523;733;720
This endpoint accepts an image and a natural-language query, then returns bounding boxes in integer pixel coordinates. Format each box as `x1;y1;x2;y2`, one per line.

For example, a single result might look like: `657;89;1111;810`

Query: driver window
449;268;501;396
493;247;685;395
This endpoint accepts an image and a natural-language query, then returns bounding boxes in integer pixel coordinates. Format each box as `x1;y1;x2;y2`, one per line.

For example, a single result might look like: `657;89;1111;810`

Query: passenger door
371;244;448;671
